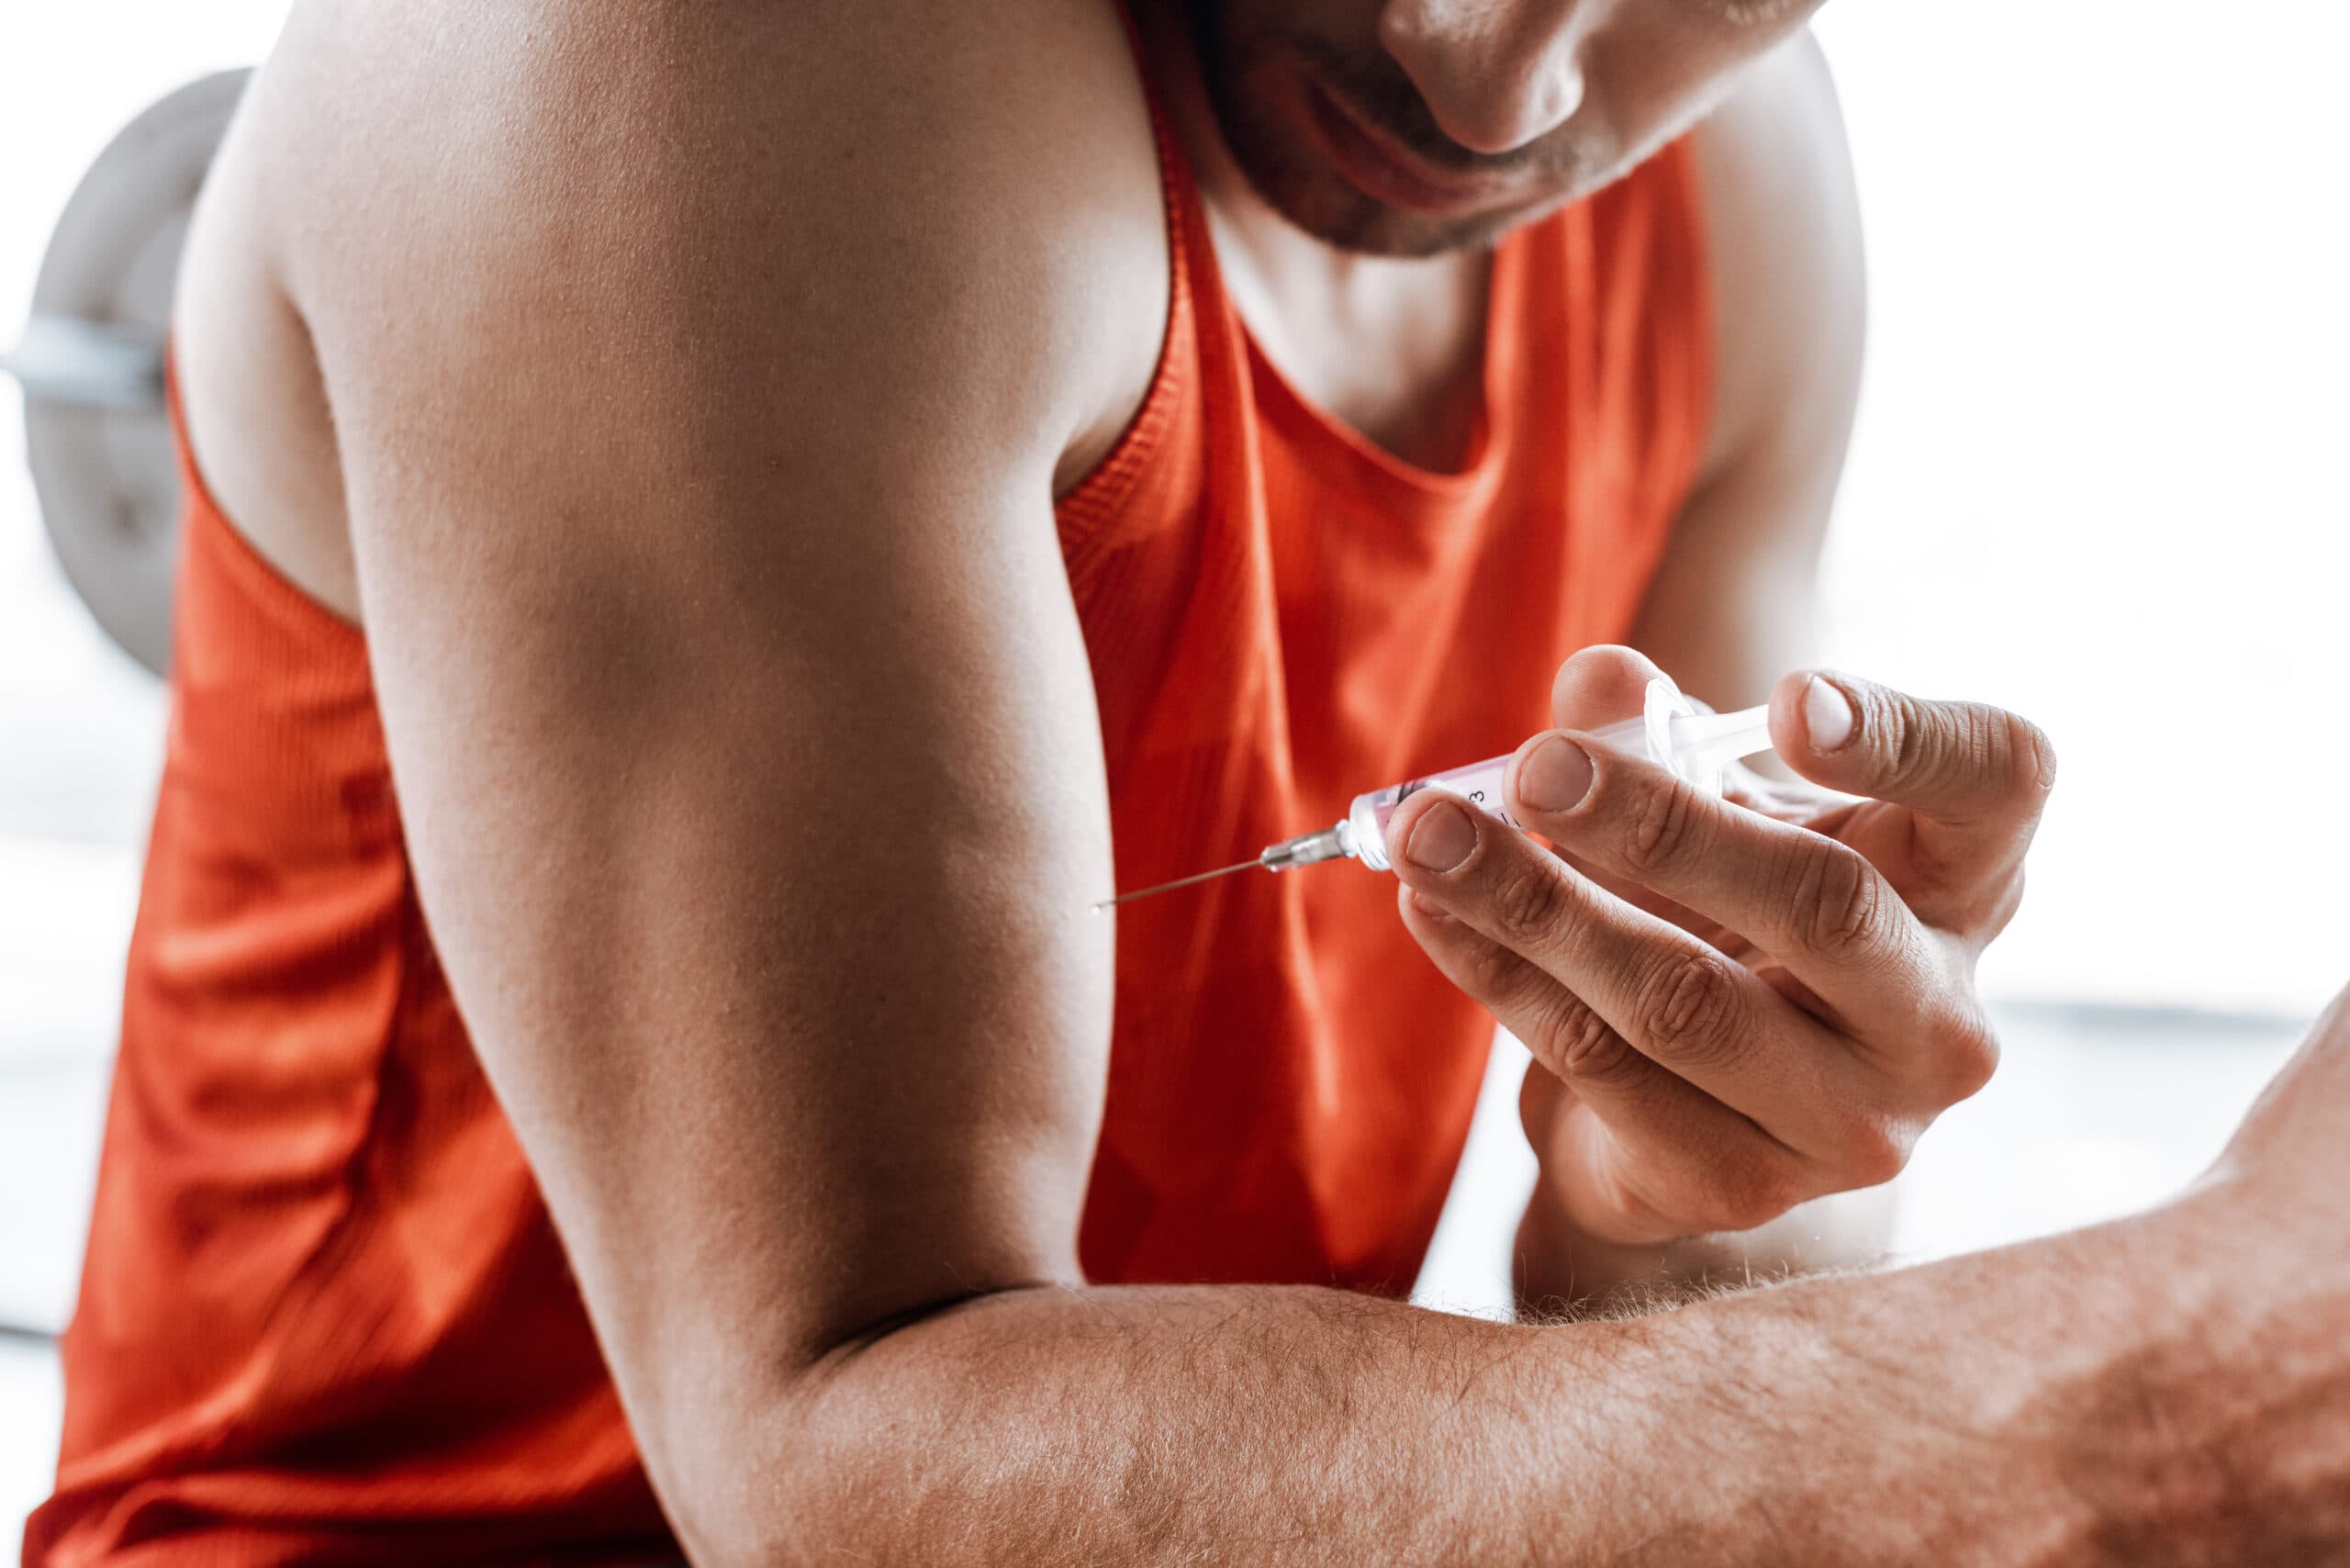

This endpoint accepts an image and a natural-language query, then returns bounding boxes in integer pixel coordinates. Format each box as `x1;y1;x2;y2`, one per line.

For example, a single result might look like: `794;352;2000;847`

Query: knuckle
1924;703;1994;800
1951;704;2050;812
1828;1114;1916;1190
1788;842;1890;964
1620;777;1707;877
1537;991;1638;1085
1488;858;1575;945
1875;695;2057;821
1632;951;1745;1069
1924;1002;2002;1103
1879;694;1986;805
1875;690;1931;788
1460;934;1532;1005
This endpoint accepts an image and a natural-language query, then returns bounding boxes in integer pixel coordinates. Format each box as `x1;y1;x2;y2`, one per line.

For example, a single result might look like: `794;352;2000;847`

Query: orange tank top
27;39;1710;1568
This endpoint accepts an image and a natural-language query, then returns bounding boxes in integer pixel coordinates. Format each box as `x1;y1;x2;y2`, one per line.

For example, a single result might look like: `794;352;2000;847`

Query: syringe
1095;679;1774;911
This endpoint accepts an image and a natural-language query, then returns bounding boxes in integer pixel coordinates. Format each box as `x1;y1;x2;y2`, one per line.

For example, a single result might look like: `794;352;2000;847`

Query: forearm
729;1198;2338;1567
773;1282;1597;1565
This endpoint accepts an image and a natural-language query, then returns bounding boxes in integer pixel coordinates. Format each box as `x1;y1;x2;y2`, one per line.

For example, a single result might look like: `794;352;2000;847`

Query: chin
1186;24;1604;258
1283;180;1573;259
1210;93;1575;257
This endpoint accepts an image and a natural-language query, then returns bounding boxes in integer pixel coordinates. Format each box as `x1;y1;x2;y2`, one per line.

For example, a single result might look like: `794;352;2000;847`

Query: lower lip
1302;84;1508;218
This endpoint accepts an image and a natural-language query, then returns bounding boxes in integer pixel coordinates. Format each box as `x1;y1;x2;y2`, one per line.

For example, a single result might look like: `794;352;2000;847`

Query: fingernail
1517;735;1595;812
1404;799;1478;872
1804;677;1855;751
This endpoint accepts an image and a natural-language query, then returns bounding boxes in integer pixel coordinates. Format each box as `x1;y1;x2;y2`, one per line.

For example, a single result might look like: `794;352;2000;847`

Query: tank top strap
1053;3;1235;567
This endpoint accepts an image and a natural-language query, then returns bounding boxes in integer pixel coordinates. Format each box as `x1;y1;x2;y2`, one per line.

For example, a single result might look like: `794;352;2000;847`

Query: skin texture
159;0;2350;1561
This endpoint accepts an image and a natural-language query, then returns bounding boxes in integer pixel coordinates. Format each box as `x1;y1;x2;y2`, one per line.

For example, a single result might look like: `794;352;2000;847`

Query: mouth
1300;78;1515;219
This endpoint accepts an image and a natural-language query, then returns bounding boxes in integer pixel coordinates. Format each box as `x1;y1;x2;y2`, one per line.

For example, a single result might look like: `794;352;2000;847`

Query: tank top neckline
1056;17;1528;544
1235;236;1522;506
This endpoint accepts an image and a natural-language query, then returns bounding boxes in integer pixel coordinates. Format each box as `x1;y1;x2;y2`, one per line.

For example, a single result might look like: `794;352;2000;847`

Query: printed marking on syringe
1408;780;1522;833
1457;787;1523;832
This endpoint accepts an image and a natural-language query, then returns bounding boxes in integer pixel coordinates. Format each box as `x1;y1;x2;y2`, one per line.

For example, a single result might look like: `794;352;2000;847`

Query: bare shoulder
188;0;1168;583
343;0;1159;440
1688;31;1865;476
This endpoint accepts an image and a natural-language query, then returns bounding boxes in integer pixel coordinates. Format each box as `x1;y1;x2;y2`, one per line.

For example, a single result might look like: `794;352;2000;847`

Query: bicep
1633;29;1864;708
349;375;1119;1335
297;0;1147;1505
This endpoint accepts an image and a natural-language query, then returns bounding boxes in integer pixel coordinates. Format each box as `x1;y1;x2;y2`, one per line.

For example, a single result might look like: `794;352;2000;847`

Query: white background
1814;3;2350;1016
3;0;2346;1556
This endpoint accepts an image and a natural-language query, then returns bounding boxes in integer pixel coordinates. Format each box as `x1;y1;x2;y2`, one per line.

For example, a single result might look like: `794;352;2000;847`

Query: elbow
639;1362;870;1568
634;1290;1003;1567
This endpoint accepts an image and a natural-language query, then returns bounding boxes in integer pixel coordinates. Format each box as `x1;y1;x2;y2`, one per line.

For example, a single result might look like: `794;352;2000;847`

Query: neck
1125;0;1494;472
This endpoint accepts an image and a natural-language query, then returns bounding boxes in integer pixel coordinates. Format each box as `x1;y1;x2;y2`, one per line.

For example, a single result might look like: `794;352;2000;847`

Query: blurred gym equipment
1;69;250;677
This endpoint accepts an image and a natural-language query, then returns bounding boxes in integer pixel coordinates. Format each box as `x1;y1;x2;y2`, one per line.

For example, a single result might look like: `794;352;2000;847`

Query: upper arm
282;0;1162;1541
1631;30;1865;707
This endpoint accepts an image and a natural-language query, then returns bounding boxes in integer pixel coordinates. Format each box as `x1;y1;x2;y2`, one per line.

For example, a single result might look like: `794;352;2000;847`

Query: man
28;0;2350;1562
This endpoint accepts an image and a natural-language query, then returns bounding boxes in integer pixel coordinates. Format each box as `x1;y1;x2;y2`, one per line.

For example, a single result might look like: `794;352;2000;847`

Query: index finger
1771;669;2057;868
1502;732;1963;1071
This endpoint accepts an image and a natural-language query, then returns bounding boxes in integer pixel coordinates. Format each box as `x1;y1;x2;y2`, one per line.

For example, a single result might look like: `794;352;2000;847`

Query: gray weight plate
17;68;252;678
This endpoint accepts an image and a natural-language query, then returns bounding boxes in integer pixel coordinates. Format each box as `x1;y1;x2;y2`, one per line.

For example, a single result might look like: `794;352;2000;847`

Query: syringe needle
1091;857;1262;912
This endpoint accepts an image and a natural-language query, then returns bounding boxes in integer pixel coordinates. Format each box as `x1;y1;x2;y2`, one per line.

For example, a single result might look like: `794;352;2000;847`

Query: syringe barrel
1339;681;1770;871
1344;754;1521;872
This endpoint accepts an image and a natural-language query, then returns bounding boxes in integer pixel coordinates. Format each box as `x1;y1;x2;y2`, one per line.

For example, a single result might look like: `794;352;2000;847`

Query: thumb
1770;668;2056;852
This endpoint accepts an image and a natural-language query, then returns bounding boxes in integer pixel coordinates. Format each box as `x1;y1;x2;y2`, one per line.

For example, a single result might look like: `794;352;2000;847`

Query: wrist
1889;1190;2349;1567
1509;1188;2345;1567
1698;1200;2266;1566
2027;1188;2350;1564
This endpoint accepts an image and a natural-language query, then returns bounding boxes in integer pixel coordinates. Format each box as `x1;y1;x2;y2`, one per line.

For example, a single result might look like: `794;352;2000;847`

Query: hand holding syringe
1098;677;1770;908
1101;645;2056;1260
